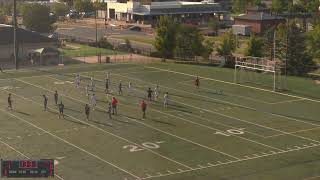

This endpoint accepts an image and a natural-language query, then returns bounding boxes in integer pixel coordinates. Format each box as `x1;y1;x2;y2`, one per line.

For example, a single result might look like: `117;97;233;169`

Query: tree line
155;16;320;76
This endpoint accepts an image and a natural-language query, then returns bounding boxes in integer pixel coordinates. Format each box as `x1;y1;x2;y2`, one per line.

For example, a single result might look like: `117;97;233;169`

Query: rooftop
235;12;285;21
0;24;57;45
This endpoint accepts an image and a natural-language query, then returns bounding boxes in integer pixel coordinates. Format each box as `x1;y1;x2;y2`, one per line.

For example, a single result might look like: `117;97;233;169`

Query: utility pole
13;0;18;70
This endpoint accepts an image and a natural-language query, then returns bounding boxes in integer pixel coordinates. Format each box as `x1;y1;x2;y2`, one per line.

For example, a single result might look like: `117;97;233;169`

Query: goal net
234;56;283;91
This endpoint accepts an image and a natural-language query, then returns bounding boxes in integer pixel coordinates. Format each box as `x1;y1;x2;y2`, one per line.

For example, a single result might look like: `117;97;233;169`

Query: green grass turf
59;43;122;57
0;63;320;180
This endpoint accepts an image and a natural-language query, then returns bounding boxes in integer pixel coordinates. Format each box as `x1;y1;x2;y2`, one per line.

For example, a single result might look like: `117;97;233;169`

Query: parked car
66;10;79;19
82;12;95;18
128;26;142;31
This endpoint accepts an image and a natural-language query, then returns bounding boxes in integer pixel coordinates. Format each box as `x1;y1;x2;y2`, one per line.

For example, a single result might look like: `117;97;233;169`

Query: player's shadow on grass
65;107;82;113
171;93;244;109
16;111;31;116
90;120;113;127
151;119;176;127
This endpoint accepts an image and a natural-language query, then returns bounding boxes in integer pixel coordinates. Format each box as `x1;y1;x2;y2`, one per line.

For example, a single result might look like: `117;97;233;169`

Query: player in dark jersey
118;81;123;95
147;88;153;101
58;102;64;119
107;103;112;120
140;100;147;119
7;93;12;110
85;104;90;120
54;91;58;106
43;95;48;111
105;78;109;94
195;76;200;89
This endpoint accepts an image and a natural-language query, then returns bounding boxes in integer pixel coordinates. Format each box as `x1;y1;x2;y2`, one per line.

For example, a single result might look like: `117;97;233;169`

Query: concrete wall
0;42;58;61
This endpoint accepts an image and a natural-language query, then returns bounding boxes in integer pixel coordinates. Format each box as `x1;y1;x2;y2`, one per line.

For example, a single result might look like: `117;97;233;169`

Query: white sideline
0;90;141;179
146;66;320;103
75;74;282;154
171;99;320;144
43;75;240;160
140;142;320;179
110;71;320;129
13;78;193;170
0;110;65;180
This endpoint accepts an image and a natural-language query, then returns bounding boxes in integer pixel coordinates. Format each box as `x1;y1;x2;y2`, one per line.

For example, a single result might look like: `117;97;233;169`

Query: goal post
234;56;282;91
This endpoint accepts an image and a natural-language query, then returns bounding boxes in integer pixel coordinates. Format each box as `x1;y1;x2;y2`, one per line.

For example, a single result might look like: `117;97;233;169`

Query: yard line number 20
123;141;165;152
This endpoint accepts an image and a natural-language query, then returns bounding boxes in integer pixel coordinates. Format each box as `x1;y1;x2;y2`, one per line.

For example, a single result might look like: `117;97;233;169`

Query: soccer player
111;96;118;115
107;103;112;119
104;78;109;94
140;100;147;119
43;95;48;111
164;92;169;108
54;91;58;106
128;82;132;94
90;77;95;92
75;74;80;88
154;85;159;101
195;76;200;89
85;84;90;96
85;104;90;120
118;81;123;95
147;88;153;101
7;93;12;110
91;94;97;111
58;101;64;119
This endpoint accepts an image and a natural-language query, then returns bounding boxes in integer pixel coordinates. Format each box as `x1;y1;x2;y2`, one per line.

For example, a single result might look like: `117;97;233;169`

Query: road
55;26;155;51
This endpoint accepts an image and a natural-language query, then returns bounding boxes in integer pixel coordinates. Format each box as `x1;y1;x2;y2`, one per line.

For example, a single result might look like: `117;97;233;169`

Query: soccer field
0;62;320;180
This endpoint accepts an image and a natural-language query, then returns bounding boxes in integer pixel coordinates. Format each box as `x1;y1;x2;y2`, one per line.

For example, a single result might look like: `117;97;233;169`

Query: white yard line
12;78;193;170
0;109;65;180
0;108;139;179
265;127;320;138
110;71;320;128
171;99;320;144
146;66;320;103
268;99;306;105
43;76;240;160
76;75;284;153
140;143;320;179
178;81;277;105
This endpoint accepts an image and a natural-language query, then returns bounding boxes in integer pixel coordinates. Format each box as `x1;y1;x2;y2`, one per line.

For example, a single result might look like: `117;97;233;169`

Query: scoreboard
1;159;54;178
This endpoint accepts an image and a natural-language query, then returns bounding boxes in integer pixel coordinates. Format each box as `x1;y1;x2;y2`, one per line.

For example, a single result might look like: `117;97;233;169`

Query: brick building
234;12;285;34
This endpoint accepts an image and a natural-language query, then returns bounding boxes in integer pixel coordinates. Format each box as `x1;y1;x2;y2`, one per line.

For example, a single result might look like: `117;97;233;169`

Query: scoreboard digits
1;159;54;178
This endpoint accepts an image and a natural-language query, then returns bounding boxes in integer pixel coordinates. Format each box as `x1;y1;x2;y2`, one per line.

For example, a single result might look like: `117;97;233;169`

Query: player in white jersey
91;94;97;111
154;85;159;100
128;82;132;94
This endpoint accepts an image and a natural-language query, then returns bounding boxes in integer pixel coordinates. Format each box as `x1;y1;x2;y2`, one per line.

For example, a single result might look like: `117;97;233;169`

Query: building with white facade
104;0;226;25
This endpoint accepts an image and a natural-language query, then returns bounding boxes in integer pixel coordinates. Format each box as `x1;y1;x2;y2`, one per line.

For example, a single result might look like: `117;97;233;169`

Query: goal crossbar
234;56;279;91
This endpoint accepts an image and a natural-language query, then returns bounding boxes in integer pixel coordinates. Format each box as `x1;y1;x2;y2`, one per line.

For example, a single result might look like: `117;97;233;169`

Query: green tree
74;0;95;13
217;30;236;57
208;17;220;36
245;34;264;57
276;22;315;75
175;24;205;60
52;3;69;17
21;4;56;33
271;0;289;14
202;39;215;61
307;25;320;60
232;0;262;13
0;2;12;16
154;16;178;60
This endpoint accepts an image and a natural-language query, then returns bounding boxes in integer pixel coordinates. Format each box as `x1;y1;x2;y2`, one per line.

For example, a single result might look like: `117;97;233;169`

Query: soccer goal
234;56;283;91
